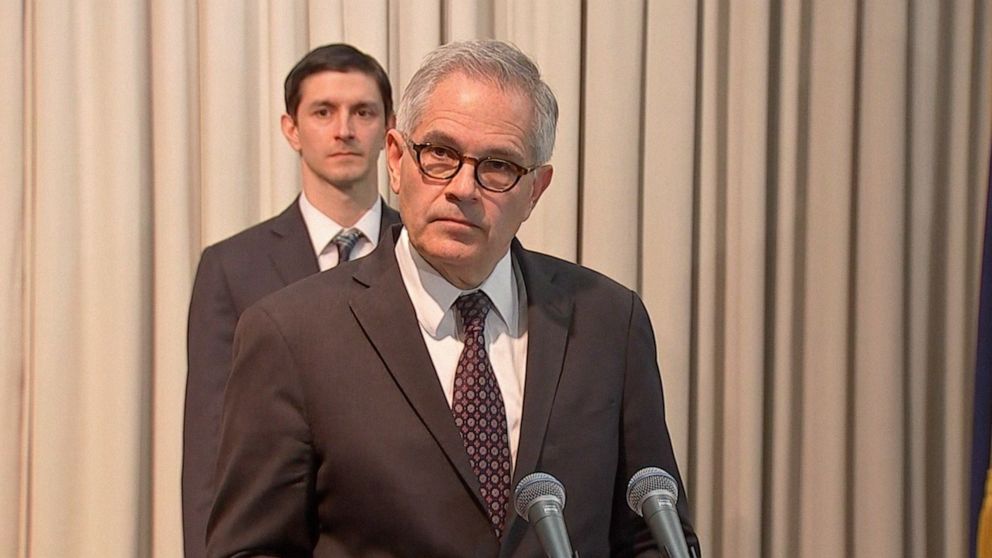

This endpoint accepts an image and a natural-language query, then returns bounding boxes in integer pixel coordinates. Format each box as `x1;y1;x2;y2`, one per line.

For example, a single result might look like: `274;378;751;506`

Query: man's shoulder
517;246;634;297
201;204;301;260
249;255;364;316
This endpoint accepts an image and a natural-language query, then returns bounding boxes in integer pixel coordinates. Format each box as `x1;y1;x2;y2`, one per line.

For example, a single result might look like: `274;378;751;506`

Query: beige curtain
3;1;990;556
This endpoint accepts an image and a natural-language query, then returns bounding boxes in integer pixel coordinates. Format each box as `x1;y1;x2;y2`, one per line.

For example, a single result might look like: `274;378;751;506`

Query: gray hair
396;40;559;165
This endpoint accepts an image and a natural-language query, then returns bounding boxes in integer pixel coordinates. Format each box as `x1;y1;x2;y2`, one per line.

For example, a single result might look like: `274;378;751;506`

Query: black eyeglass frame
404;137;540;193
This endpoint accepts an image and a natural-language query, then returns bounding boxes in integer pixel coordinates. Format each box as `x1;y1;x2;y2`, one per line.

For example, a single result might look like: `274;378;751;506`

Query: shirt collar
298;193;382;257
395;228;517;338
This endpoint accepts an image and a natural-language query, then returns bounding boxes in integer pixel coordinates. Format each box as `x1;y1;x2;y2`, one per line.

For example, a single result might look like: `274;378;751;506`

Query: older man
208;40;699;557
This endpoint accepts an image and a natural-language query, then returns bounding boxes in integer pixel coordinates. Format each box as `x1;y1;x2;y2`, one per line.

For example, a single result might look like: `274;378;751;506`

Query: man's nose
333;113;355;139
442;161;480;201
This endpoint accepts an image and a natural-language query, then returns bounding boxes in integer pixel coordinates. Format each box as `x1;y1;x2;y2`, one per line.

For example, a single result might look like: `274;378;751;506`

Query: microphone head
626;467;679;517
514;472;566;520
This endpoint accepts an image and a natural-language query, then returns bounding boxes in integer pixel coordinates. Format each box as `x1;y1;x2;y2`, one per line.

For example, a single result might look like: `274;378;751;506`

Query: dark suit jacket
208;225;700;558
183;199;401;558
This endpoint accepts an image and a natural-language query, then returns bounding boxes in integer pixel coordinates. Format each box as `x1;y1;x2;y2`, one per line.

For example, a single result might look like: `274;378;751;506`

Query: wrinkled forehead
420;77;531;151
416;73;536;155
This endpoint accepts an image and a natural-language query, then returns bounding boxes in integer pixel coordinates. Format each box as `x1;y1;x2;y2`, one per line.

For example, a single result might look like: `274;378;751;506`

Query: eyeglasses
405;138;538;193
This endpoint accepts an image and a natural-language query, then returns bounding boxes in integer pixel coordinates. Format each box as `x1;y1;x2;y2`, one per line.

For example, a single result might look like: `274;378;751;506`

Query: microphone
514;472;575;558
626;467;691;558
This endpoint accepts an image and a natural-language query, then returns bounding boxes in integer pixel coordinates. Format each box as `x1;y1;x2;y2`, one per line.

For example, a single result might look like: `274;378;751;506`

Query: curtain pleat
149;1;198;556
851;2;908;556
0;0;24;555
800;2;859;556
640;0;697;474
693;0;726;550
507;0;582;261
198;3;263;245
767;4;804;555
722;2;770;555
3;1;989;556
579;0;644;288
27;1;153;555
258;1;307;217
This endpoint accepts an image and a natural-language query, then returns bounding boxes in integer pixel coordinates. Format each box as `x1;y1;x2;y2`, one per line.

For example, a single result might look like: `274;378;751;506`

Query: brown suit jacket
208;225;700;557
182;199;401;558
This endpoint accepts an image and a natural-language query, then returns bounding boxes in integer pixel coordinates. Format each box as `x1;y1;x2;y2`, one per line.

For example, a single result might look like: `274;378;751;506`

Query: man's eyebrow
483;146;526;162
304;98;381;110
418;130;526;162
304;99;335;110
418;130;460;147
352;101;380;112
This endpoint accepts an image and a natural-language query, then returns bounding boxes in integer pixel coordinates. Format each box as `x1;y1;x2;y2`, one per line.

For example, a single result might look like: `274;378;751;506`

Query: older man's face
386;73;553;288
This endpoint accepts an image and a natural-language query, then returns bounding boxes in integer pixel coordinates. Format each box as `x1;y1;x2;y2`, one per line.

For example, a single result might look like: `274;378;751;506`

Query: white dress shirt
394;228;529;467
299;193;382;271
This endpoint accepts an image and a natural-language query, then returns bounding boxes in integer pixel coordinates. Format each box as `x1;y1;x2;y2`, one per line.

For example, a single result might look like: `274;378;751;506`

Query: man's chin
414;234;480;264
409;233;502;288
316;169;375;191
416;221;489;254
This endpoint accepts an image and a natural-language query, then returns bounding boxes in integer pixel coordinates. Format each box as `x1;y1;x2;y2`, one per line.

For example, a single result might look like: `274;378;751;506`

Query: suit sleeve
183;246;239;558
206;303;317;558
610;292;701;558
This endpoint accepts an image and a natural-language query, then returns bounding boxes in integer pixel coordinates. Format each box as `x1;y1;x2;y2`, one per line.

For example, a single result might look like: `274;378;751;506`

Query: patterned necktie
330;228;363;263
452;291;512;538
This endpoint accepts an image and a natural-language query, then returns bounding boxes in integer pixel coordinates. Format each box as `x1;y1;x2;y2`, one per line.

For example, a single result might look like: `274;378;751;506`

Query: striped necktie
330;228;363;263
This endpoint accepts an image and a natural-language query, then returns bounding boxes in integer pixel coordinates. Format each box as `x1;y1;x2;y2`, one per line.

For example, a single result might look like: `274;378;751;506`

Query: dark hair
283;43;393;122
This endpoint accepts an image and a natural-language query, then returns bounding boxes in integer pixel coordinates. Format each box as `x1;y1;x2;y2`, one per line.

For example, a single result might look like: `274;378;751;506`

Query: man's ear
280;113;301;152
385;129;404;195
522;165;553;222
530;165;554;207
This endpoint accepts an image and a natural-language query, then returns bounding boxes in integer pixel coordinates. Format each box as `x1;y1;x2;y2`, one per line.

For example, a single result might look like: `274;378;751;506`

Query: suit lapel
348;229;490;516
267;199;319;285
266;198;400;287
501;243;574;551
349;231;575;545
511;243;573;485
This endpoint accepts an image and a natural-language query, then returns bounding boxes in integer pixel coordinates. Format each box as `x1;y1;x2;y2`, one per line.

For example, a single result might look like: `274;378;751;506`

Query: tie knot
455;291;491;333
331;228;363;262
